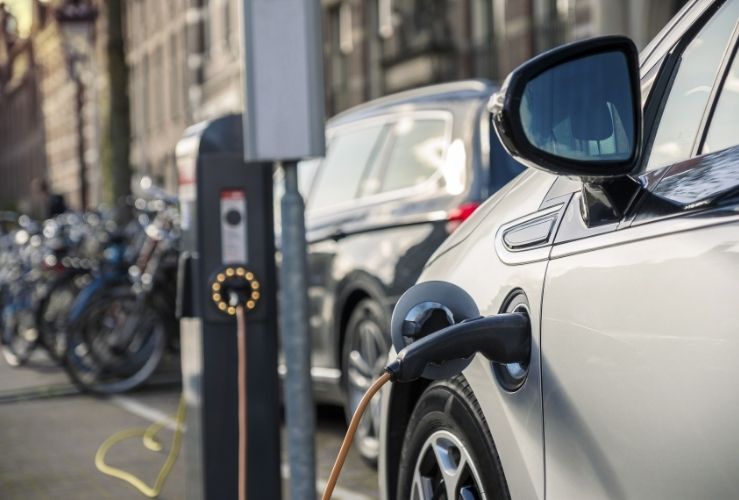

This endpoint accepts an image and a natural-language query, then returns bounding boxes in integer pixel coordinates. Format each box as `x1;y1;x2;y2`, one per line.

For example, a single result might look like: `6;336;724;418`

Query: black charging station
176;114;281;500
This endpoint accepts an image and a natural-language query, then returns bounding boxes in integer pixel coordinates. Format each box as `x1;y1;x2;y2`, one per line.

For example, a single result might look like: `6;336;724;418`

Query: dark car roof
327;79;498;129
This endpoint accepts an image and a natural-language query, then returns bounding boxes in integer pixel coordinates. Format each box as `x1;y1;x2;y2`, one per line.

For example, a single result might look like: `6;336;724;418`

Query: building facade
5;0;690;209
124;0;242;190
0;0;110;212
0;6;47;212
33;0;108;210
123;0;690;188
322;0;690;116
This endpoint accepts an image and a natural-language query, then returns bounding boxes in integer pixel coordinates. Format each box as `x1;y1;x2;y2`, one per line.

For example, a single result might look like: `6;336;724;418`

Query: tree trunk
102;0;131;209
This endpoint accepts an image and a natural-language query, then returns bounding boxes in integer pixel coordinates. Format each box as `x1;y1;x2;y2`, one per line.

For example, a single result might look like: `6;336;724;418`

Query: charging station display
220;189;248;265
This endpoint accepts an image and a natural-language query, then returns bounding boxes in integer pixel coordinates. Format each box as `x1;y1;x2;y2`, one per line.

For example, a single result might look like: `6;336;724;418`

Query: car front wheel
397;376;509;500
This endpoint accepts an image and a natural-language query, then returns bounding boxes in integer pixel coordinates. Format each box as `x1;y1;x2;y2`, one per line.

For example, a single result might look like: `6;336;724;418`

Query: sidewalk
0;353;184;500
0;352;378;500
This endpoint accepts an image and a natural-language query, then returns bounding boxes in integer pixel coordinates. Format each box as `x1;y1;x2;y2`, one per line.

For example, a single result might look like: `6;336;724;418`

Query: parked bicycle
0;187;181;395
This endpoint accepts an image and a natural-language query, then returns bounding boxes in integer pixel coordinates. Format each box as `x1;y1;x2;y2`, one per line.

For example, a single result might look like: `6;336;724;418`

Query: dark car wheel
397;376;510;500
342;298;390;465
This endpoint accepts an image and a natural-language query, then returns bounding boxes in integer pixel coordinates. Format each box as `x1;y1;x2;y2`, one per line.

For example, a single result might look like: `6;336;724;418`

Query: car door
541;2;739;498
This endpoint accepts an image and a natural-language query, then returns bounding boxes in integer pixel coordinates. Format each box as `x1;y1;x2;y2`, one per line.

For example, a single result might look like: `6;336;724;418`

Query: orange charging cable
236;305;248;500
322;372;392;500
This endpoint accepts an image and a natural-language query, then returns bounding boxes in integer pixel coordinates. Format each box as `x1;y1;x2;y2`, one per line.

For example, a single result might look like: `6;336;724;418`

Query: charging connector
322;306;531;499
386;312;530;383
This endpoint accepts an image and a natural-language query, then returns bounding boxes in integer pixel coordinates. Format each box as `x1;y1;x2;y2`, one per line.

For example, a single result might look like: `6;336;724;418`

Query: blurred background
1;0;689;214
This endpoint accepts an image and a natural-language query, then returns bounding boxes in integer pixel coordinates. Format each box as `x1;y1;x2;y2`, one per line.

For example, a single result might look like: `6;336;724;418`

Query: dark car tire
396;376;510;500
342;298;390;466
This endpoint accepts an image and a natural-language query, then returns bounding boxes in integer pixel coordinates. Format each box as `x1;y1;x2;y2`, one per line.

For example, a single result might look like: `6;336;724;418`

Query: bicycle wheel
36;270;90;363
1;297;39;367
63;286;167;394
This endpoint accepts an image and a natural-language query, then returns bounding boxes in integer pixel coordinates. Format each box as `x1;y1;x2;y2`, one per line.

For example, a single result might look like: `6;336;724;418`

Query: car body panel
379;168;556;499
380;1;739;497
543;207;739;499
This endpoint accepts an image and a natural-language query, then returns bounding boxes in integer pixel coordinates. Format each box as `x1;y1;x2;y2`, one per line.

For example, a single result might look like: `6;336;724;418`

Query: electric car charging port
493;292;531;392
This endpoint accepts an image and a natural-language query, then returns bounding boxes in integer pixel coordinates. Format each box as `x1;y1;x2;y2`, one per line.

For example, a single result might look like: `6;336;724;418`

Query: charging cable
322;372;392;500
95;305;248;500
95;265;259;499
235;302;248;500
94;396;186;498
322;311;530;499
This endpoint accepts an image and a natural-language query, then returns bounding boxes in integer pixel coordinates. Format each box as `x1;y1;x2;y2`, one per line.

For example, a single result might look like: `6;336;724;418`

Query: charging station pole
176;115;281;500
240;1;326;499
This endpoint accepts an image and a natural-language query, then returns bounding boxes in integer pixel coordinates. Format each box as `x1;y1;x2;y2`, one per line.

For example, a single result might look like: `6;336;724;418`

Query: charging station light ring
209;266;262;316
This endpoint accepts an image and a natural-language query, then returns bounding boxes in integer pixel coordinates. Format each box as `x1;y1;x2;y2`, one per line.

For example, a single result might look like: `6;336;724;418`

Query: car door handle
502;214;557;250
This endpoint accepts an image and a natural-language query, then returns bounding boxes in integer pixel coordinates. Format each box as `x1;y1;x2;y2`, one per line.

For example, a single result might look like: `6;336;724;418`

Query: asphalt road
0;353;379;499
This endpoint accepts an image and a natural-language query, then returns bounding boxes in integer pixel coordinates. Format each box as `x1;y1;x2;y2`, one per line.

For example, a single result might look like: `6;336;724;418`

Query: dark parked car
281;80;524;463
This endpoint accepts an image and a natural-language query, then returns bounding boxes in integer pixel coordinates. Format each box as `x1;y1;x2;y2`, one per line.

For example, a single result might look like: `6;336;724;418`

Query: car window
379;118;448;193
274;159;320;201
702;45;739;154
645;0;739;171
309;124;385;211
297;158;321;195
273;159;322;224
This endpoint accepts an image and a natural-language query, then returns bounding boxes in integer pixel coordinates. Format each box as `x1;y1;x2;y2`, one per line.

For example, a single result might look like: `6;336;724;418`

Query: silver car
378;0;739;498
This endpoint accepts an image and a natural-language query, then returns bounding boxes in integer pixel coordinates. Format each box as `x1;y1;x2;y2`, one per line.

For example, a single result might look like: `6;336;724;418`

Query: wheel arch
335;272;391;370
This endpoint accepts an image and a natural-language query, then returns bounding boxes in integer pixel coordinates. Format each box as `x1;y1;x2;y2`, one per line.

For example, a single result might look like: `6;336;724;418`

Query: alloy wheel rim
411;429;486;500
346;314;388;458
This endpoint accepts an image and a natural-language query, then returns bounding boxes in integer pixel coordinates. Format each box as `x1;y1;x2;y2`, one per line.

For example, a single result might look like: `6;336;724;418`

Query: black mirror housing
489;36;642;180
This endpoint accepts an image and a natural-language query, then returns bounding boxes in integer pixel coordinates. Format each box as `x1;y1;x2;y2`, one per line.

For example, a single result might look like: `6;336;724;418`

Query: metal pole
278;159;316;500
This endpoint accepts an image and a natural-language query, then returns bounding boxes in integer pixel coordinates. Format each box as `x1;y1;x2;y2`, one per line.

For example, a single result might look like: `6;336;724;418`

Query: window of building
155;46;164;129
143;54;151;134
180;32;188;115
339;1;354;55
203;3;212;59
328;4;349;112
223;0;235;51
379;0;394;38
170;34;179;121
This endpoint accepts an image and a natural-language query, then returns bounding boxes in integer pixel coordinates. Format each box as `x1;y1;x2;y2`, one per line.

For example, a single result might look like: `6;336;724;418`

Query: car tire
396;376;510;500
342;298;390;466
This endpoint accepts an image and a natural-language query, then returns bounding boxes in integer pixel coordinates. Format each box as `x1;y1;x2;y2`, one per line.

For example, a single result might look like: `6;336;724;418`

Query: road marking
110;395;375;500
109;395;180;431
0;383;79;404
281;464;373;500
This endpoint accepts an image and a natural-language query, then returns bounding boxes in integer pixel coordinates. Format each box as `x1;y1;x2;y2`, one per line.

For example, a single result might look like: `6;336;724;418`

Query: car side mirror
489;36;642;180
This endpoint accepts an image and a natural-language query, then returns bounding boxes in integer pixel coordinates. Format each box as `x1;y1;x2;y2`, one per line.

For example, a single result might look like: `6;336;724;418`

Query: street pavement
0;352;378;499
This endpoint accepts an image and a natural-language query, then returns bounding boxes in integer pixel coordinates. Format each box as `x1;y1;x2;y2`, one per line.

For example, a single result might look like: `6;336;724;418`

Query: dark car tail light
446;202;481;233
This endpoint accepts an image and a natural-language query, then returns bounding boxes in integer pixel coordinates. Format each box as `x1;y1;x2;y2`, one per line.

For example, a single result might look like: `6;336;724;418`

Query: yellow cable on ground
94;395;186;498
